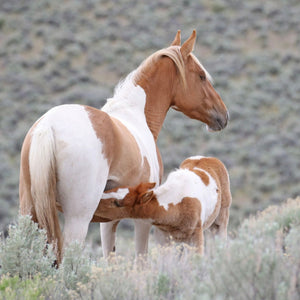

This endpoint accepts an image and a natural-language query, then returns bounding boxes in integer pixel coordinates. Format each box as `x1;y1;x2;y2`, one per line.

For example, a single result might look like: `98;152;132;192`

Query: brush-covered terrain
0;197;300;299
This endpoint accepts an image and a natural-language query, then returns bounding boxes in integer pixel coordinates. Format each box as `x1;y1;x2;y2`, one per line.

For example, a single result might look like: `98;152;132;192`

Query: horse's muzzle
208;110;229;131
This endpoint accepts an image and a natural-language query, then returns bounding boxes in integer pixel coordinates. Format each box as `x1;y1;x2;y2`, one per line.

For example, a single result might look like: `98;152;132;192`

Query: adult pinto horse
19;30;228;262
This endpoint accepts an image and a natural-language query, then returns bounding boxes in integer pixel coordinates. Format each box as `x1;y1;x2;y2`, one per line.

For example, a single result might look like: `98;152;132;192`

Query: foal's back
180;156;231;234
180;156;231;206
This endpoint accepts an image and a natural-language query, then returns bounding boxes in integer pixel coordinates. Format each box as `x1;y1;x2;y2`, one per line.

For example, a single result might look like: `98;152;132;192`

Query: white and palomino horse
19;31;229;262
95;156;232;255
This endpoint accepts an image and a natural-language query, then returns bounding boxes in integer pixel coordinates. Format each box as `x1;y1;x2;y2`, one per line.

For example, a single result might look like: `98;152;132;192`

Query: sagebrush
0;197;299;299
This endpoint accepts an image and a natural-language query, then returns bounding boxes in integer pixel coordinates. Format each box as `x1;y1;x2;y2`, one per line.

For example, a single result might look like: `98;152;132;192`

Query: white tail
29;123;63;262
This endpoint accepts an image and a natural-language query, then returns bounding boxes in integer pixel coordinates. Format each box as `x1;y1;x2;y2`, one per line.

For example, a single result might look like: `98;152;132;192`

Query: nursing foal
96;156;232;255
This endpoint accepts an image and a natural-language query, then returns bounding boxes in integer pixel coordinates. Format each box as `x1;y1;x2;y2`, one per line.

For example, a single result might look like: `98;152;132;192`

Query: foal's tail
21;123;63;263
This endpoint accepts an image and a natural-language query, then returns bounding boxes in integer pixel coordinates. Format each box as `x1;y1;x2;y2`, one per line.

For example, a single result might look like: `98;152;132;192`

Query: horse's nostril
215;114;228;129
216;118;223;128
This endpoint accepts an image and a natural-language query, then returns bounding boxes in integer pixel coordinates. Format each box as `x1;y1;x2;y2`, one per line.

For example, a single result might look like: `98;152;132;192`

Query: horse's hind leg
62;184;106;250
58;160;109;251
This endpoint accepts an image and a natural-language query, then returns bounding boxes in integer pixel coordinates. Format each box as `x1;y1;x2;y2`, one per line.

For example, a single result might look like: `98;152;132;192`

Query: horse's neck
102;84;151;135
136;73;173;141
102;73;172;142
102;78;146;121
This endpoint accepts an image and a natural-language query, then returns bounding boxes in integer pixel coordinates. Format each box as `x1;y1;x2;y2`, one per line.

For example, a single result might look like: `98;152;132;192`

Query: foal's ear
181;29;196;57
139;191;154;204
136;182;156;193
171;30;181;46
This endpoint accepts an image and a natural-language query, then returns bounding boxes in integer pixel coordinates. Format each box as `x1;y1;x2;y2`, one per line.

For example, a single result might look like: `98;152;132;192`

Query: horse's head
170;30;229;131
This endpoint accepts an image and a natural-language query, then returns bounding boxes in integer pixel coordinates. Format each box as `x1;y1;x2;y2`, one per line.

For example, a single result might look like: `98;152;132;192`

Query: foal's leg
191;226;204;255
100;220;120;258
153;227;171;246
212;206;230;239
212;169;232;239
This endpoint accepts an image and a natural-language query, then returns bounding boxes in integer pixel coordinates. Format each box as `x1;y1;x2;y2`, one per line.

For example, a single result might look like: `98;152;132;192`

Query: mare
95;156;232;255
19;30;229;262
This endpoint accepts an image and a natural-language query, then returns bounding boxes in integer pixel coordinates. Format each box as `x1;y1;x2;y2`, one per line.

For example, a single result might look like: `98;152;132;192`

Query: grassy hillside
0;0;300;232
0;197;299;299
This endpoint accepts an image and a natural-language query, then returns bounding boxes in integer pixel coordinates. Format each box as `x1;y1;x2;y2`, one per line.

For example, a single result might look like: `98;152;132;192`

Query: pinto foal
95;156;232;255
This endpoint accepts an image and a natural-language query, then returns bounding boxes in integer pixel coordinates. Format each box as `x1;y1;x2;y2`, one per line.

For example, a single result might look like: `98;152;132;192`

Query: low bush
0;198;299;299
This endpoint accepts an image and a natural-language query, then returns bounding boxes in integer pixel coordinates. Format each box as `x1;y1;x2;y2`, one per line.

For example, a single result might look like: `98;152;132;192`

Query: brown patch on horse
83;106;115;165
144;196;203;250
88;183;154;223
85;106;151;187
191;169;210;186
181;157;231;207
155;145;164;183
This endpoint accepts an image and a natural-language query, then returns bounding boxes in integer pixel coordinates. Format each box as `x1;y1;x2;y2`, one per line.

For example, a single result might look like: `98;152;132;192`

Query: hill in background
0;0;299;230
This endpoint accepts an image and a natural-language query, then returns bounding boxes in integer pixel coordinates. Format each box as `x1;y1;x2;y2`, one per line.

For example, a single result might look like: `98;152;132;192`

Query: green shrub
239;197;300;239
0;215;56;279
59;241;91;291
0;275;54;300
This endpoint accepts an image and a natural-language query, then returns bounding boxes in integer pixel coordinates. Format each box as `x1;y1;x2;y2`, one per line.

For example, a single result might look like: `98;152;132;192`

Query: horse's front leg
100;220;120;258
134;219;152;257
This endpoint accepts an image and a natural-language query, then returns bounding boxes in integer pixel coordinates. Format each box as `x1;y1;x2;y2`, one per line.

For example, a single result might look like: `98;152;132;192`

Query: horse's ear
181;29;196;57
171;30;181;46
139;191;154;204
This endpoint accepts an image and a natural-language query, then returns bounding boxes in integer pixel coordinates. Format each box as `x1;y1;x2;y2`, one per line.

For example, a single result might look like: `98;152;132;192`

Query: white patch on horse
36;104;109;244
102;73;160;184
155;168;218;225
101;188;129;200
187;155;205;161
155;169;202;209
192;167;219;224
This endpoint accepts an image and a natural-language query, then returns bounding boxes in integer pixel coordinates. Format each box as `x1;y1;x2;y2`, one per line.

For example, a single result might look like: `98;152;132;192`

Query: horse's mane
135;46;187;87
111;46;212;102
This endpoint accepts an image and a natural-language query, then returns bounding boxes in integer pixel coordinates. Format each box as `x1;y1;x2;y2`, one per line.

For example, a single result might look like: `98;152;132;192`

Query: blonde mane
111;45;213;102
134;46;187;87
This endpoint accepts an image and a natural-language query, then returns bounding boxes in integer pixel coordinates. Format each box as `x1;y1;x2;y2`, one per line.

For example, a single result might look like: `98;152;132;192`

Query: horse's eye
200;75;206;81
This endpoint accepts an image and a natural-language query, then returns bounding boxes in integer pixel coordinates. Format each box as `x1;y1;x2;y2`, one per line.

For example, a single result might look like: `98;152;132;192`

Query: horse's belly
106;155;151;189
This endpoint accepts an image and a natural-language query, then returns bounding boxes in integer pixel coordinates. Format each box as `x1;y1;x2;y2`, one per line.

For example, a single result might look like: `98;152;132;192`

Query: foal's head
116;182;156;207
171;30;229;131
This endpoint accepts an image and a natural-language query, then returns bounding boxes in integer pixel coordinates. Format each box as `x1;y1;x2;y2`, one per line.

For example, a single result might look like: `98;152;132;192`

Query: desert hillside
0;0;299;229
